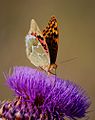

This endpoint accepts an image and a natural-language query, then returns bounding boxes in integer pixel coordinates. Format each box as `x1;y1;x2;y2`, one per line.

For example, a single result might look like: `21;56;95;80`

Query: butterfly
25;16;59;74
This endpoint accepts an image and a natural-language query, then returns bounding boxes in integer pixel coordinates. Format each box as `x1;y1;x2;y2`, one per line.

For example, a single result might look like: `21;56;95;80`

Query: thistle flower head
0;66;90;120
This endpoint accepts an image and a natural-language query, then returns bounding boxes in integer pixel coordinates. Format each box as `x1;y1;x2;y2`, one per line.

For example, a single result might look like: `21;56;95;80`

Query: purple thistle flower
0;66;90;120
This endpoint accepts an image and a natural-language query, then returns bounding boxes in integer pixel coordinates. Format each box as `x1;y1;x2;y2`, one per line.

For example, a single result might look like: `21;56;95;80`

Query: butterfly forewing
43;16;59;72
28;19;42;36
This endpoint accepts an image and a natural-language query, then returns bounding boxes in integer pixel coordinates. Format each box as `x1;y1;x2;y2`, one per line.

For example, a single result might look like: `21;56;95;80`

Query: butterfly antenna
59;56;78;65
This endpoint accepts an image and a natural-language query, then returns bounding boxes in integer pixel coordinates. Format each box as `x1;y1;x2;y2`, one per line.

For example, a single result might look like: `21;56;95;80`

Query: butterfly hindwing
25;19;50;69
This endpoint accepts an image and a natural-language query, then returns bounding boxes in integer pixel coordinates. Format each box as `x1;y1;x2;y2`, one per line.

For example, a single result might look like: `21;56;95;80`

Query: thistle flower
0;66;90;120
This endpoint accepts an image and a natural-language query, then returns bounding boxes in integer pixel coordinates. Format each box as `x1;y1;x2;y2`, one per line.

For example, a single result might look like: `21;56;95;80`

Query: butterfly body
25;16;59;74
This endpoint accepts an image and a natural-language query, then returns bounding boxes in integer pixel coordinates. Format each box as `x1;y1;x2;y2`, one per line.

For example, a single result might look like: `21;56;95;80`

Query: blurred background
0;0;95;119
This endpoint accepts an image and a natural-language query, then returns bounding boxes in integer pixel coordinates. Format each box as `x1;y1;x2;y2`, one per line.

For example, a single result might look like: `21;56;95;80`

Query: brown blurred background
0;0;95;119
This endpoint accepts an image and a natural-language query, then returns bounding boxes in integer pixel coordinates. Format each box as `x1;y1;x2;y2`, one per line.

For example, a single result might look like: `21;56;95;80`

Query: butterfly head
48;64;57;75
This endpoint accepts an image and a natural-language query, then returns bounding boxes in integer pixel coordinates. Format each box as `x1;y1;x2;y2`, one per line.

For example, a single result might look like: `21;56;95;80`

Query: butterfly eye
52;64;57;69
48;64;57;75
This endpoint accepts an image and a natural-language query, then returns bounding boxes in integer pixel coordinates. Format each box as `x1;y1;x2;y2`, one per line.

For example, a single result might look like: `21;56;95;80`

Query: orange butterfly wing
43;16;59;71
